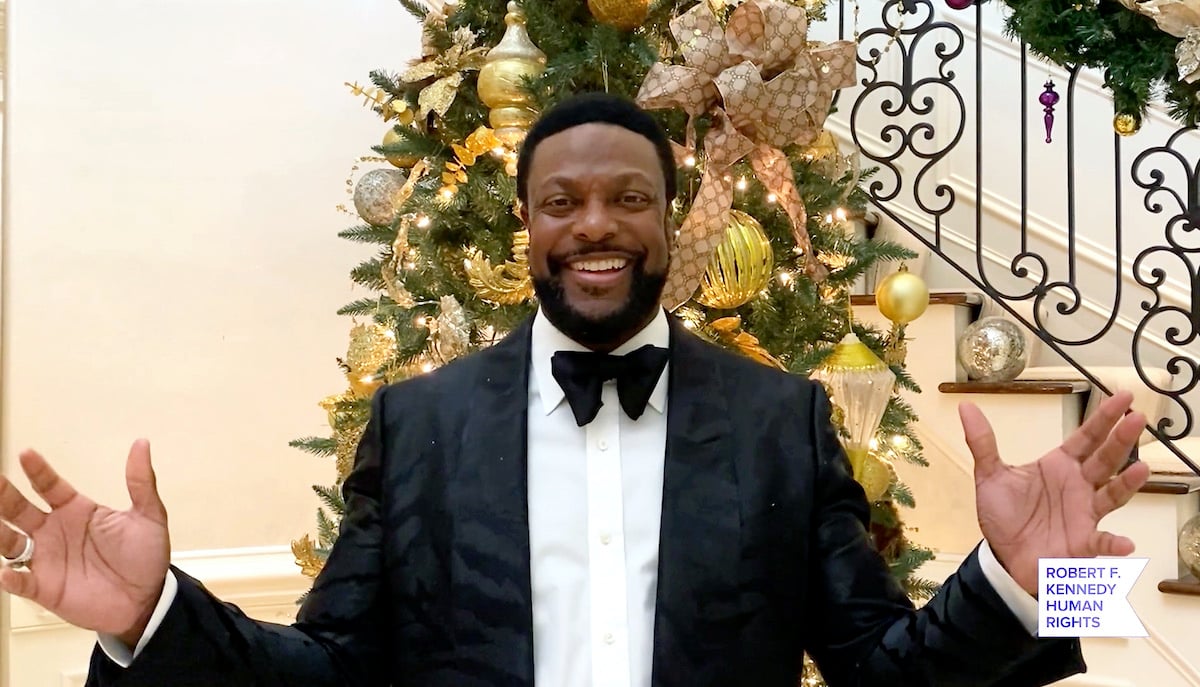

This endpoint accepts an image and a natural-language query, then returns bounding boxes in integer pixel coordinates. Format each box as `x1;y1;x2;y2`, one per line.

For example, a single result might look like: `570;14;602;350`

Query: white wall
1;0;422;559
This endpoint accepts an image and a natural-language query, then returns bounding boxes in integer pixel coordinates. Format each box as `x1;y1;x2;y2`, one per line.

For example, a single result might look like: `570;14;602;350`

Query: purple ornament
946;0;974;9
1039;80;1060;143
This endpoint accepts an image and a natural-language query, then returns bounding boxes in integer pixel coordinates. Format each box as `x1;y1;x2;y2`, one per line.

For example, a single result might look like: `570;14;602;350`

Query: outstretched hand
962;391;1151;596
0;440;171;646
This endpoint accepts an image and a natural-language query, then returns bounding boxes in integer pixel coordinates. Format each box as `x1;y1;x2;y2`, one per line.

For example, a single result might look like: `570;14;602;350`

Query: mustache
548;245;646;264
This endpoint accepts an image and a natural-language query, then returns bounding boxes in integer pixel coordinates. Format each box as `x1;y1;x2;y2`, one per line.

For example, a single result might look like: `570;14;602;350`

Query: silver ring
2;534;34;570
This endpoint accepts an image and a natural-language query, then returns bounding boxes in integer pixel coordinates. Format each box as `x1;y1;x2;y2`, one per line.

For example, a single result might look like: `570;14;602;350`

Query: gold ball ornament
874;267;929;324
695;210;775;309
382;128;420;169
588;0;650;30
1114;112;1142;137
857;453;894;502
477;2;547;147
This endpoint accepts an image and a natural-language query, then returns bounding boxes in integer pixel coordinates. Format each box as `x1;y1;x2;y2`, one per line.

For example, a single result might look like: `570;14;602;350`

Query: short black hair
516;92;677;207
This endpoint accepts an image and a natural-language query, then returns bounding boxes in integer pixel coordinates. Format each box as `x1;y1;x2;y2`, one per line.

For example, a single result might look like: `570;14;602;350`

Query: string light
421;362;436;373
439;188;456;200
767;193;778;204
684;154;697;168
359;374;376;385
735;177;748;191
835;207;848;222
415;315;428;327
416;215;431;228
777;271;793;285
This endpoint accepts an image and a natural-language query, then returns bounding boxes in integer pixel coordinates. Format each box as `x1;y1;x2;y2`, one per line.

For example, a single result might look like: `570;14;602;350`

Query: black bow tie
550;345;670;427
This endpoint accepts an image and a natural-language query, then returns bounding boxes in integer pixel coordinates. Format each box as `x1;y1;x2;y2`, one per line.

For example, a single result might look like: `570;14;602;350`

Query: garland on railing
986;0;1200;131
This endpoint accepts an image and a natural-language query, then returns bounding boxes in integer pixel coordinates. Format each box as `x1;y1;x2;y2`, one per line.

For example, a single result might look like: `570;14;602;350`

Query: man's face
521;123;672;349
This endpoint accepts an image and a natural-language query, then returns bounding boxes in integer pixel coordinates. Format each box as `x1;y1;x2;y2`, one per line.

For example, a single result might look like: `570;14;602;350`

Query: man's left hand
961;390;1152;596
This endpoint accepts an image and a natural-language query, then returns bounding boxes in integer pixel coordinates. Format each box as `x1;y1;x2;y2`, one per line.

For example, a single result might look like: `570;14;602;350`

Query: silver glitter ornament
956;316;1029;382
353;168;407;226
1181;513;1200;578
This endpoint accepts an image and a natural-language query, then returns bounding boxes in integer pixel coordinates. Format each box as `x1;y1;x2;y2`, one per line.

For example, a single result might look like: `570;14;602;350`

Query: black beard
533;255;668;349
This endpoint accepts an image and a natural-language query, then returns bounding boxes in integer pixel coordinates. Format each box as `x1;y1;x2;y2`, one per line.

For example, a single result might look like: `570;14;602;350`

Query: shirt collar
531;307;671;417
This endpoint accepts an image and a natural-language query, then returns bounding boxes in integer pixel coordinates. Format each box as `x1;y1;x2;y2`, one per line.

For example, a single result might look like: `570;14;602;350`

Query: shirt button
604;632;615;645
597;439;609;451
600;533;612;545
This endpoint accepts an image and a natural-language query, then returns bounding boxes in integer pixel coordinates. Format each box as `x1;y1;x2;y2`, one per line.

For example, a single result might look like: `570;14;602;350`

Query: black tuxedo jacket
87;316;1085;686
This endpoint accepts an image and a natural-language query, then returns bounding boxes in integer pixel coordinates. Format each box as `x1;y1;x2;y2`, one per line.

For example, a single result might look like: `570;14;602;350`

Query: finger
19;450;79;510
0;566;38;599
1089;530;1136;557
0;475;47;534
1093;459;1150;517
959;402;1002;480
1081;411;1145;487
126;440;167;524
1061;390;1135;461
0;522;28;558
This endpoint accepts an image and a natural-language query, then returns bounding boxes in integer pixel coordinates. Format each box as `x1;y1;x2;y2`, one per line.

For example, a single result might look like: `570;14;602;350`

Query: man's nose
574;198;617;243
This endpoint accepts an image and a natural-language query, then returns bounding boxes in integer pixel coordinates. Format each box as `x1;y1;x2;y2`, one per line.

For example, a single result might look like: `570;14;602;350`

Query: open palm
0;440;170;639
962;391;1151;595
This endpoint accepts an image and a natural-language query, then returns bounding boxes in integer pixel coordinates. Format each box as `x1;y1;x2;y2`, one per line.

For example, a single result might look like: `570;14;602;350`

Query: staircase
814;0;1200;675
851;291;1200;685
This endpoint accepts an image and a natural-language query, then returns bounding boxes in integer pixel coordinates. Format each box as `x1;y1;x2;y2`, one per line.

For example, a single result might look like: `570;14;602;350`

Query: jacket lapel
652;319;741;685
458;318;536;686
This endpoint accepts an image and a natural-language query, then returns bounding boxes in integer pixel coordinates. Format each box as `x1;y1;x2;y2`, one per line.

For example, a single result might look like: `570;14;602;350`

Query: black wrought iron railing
822;0;1200;475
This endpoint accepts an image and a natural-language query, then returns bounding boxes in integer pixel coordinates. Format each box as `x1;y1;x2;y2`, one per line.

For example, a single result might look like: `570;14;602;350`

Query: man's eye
545;197;576;208
620;193;650;206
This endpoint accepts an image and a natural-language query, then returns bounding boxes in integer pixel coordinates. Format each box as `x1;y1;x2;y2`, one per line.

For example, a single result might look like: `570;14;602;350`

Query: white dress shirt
100;308;1038;679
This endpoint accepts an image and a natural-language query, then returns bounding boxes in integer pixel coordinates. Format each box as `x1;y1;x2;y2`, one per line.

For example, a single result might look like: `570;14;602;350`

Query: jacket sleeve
85;385;394;687
801;382;1086;687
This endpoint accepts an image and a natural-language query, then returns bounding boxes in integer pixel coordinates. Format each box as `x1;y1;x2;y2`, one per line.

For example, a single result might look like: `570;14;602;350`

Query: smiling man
0;93;1151;687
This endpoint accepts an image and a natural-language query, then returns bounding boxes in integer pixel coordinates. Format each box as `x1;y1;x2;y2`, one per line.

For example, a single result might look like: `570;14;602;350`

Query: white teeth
572;258;628;272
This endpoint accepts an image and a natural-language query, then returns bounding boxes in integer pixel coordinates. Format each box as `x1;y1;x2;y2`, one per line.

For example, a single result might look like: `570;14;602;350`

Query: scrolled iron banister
840;0;1200;475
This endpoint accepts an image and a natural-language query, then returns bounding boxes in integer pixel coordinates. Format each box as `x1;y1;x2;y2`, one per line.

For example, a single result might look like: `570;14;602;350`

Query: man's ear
516;198;529;227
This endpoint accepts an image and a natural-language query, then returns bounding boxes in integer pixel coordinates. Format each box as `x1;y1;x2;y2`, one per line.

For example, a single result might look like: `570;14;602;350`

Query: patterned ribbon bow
636;0;857;308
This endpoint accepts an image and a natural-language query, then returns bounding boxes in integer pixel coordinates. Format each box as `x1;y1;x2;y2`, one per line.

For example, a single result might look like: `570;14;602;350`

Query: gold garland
464;229;535;304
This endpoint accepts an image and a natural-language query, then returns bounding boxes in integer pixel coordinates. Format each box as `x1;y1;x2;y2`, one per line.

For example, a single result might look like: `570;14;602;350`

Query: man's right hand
0;440;171;648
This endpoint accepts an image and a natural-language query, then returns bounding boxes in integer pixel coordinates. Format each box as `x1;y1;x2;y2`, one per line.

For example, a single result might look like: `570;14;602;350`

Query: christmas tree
292;0;935;680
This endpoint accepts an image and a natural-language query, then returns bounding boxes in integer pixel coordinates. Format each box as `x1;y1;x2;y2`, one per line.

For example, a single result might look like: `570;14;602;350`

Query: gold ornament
874;266;929;324
1114;112;1142;136
695;210;774;309
804;129;840;161
431;295;471;364
319;392;360;431
477;2;547;147
858;452;894;502
402;27;488;120
343;323;397;397
708;316;787;369
588;0;650;30
464;229;536;304
346;82;414;124
291;535;325;578
810;333;897;492
382;127;420;169
335;422;368;481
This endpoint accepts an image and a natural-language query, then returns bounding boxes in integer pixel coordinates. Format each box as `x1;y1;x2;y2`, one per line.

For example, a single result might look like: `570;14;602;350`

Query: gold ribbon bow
636;0;857;308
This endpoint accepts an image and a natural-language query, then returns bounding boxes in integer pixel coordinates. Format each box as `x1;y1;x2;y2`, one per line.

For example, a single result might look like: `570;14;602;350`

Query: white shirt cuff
96;570;179;667
978;540;1038;636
